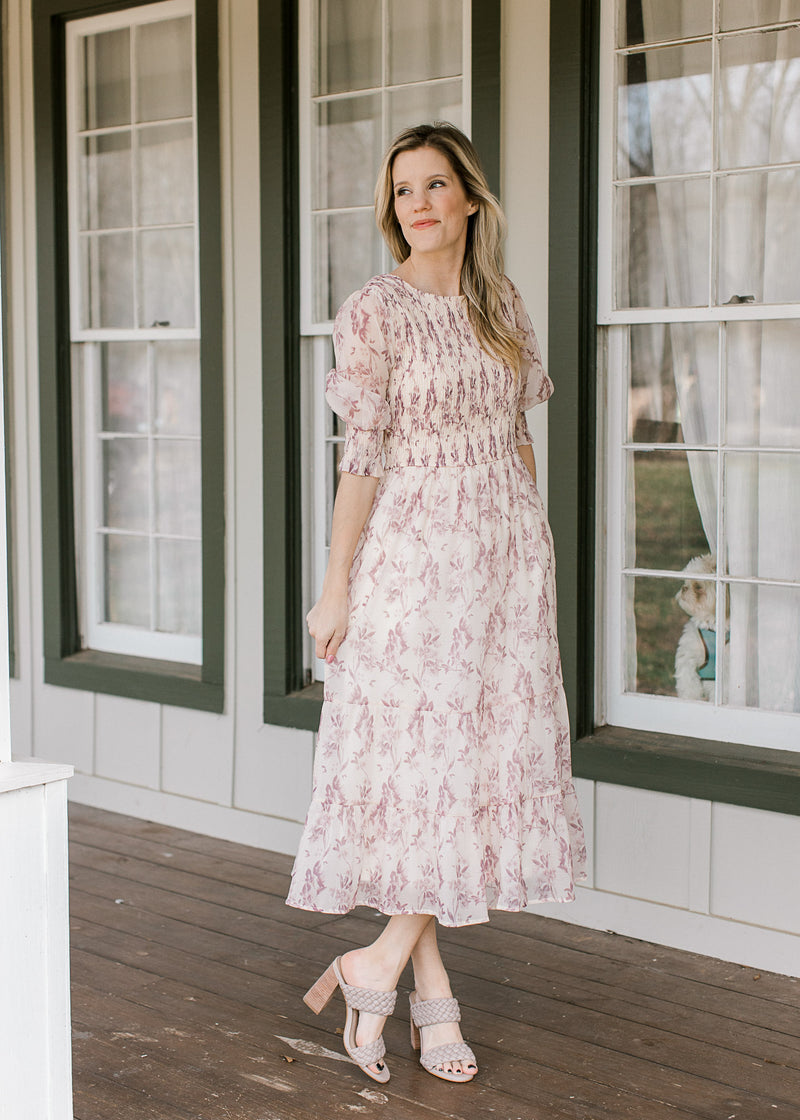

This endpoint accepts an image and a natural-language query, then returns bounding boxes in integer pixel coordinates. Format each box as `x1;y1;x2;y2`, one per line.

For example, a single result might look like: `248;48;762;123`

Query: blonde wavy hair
374;122;522;372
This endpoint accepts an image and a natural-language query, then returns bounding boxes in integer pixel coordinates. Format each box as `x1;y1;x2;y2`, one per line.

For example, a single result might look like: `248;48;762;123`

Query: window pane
80;133;132;230
81;232;135;328
154;341;200;435
100;342;148;433
718;169;800;305
155;439;201;536
625;575;693;697
720;0;800;32
137;122;195;225
727;321;800;448
617;0;712;47
388;80;464;139
103;439;149;531
719;28;800;169
157;539;201;635
135;17;193;122
104;534;150;626
629;450;715;571
725;453;800;581
616;179;709;308
727;582;800;712
314;95;382;209
628;323;718;444
138;227;196;328
316;0;381;95
617;44;711;179
313;211;383;321
388;0;461;84
80;28;131;130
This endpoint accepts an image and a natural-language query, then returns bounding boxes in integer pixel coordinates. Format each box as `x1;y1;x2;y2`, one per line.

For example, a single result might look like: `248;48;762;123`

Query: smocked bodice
326;273;552;477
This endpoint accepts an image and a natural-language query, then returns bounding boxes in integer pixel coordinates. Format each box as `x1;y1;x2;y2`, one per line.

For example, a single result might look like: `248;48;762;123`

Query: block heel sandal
303;957;397;1083
409;991;477;1082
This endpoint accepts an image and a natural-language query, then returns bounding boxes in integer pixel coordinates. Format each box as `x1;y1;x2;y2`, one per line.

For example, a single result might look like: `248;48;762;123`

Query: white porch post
0;246;74;1114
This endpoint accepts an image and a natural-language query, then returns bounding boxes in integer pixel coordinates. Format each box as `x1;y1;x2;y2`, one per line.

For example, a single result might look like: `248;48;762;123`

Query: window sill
573;725;800;817
264;681;323;732
45;651;223;713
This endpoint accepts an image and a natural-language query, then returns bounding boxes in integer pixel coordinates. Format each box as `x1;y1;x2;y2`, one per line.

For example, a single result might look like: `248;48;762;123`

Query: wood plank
69;805;800;1120
72;943;701;1120
71;845;800;1079
70;897;798;1120
72;960;606;1120
487;909;800;1007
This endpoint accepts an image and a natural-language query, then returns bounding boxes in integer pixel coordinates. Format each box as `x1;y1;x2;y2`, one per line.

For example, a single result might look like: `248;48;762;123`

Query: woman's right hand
306;590;349;664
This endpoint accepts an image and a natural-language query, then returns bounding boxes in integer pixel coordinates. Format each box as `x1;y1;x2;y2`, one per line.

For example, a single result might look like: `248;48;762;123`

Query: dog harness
697;628;717;680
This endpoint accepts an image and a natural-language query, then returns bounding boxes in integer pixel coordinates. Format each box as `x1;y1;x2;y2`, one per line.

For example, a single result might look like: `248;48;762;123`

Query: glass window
600;1;800;749
66;1;201;664
300;0;470;680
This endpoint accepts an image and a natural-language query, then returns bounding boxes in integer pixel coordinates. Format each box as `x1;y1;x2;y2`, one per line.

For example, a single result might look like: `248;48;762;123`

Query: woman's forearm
308;470;379;662
324;471;380;590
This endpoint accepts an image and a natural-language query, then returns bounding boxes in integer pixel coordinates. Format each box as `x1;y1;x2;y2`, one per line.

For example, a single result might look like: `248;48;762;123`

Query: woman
286;123;587;1085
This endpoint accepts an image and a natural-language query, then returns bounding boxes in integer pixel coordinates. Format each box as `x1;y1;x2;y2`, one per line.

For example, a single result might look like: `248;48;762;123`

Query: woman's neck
393;252;465;297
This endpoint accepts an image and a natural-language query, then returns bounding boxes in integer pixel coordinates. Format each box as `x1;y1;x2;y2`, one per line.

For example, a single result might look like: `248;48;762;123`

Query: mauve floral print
286;274;587;927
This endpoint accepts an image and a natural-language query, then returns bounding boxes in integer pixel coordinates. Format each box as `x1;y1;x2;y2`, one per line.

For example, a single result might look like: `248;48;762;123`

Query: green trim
471;0;501;197
261;0;504;731
260;0;304;722
46;651;222;711
574;727;800;817
34;0;224;712
548;0;600;740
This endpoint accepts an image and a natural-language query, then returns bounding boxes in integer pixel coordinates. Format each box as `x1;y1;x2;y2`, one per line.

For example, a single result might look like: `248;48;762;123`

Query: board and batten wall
6;0;800;978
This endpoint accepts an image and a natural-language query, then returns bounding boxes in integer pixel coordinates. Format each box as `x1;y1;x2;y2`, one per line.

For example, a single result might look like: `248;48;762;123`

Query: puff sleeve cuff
508;278;553;446
325;285;392;477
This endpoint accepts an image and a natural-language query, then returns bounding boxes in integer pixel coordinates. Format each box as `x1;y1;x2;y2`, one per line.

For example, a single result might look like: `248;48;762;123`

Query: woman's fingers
308;608;346;662
324;629;344;661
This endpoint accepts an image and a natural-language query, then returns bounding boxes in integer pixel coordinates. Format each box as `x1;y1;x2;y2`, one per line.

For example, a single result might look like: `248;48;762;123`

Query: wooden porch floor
68;803;800;1120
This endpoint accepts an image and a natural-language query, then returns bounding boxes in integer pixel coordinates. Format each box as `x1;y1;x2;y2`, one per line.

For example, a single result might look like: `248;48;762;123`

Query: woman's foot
340;947;399;1078
412;985;478;1079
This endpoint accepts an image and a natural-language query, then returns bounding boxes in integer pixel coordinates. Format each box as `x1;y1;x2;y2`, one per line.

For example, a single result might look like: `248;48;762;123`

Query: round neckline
384;273;465;301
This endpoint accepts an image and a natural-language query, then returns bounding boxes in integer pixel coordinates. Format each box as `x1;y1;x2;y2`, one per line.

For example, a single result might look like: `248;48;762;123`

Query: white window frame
298;0;472;680
597;0;800;750
65;0;202;664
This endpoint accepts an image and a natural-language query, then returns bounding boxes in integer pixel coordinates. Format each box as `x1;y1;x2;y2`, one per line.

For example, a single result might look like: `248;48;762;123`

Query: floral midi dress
286;273;587;927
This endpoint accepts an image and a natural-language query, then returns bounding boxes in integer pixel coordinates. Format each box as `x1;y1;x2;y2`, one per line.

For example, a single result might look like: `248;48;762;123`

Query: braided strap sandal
409;992;478;1082
303;957;397;1083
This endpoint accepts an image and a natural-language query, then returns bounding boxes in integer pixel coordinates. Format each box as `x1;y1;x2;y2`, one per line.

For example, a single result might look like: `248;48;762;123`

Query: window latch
151;319;171;327
723;295;755;304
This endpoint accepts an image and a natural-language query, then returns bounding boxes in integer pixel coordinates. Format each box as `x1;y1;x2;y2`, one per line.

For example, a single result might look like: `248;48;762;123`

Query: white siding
95;694;161;789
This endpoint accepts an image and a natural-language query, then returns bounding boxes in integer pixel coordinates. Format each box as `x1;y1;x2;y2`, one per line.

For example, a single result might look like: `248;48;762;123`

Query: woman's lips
412;219;437;229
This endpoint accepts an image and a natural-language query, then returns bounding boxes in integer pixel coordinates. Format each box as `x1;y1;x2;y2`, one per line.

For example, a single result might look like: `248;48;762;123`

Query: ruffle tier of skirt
286;692;588;927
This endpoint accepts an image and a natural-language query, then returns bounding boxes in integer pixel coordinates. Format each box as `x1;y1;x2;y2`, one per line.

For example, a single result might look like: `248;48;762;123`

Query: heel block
303;963;339;1015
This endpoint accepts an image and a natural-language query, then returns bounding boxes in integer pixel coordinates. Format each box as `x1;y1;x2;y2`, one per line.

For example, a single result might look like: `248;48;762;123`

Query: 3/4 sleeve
326;284;392;477
508;279;554;446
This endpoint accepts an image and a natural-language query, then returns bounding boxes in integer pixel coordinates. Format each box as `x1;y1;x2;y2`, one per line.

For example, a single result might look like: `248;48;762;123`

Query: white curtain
636;0;800;712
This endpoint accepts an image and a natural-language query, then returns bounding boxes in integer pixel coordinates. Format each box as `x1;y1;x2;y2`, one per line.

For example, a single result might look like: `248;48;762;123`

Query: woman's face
391;146;478;260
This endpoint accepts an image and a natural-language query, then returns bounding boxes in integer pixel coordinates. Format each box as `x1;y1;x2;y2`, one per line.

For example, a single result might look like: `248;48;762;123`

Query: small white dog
674;554;724;701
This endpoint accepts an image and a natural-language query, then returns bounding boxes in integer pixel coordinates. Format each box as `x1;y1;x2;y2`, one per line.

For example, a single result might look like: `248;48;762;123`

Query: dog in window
674;553;727;702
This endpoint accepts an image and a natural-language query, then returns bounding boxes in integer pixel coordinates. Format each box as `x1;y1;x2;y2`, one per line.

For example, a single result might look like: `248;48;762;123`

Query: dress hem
285;880;587;929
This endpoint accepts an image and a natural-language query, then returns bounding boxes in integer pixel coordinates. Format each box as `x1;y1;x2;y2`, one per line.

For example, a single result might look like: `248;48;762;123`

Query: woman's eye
429;180;445;188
